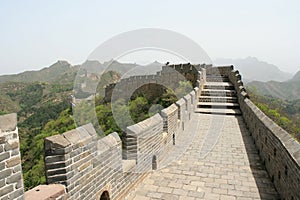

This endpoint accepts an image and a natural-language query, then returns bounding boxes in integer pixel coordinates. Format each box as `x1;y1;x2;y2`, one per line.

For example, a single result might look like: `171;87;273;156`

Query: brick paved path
126;113;279;200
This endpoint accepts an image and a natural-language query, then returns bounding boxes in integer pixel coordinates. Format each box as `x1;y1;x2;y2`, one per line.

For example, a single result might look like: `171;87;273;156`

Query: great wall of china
0;64;299;200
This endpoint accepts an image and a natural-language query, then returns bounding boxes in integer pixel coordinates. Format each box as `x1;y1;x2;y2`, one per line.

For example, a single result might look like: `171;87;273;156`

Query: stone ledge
175;98;186;107
244;98;300;167
126;114;163;137
25;184;66;200
160;104;177;117
122;160;136;173
0;113;17;132
97;132;121;154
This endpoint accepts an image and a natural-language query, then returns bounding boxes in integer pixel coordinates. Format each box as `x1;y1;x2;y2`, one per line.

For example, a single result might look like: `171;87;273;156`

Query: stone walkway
126;113;279;200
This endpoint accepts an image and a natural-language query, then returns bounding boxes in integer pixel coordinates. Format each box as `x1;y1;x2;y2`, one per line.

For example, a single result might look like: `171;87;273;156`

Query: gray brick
0;152;9;162
45;154;69;163
11;149;19;156
0;136;6;144
6;171;22;184
0;169;12;179
13;165;21;173
4;139;19;151
8;188;24;199
15;180;23;189
0;185;13;197
0;162;5;170
0;179;5;188
5;156;20;168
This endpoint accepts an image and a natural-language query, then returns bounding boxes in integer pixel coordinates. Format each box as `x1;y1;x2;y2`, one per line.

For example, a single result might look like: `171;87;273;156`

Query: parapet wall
42;73;204;200
0;113;24;200
229;70;300;200
206;65;233;76
105;63;207;102
4;64;299;200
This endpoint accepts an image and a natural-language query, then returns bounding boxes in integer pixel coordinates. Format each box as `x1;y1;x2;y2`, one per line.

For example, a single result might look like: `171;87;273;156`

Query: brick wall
0;113;24;200
105;63;206;102
229;69;300;200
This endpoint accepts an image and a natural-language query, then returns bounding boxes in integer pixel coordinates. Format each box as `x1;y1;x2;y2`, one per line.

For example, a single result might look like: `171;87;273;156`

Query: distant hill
290;70;300;81
0;60;164;86
214;57;293;82
247;80;300;100
0;61;79;85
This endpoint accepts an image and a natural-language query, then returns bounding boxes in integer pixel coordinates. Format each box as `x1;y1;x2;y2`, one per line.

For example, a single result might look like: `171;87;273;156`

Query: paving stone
125;114;279;199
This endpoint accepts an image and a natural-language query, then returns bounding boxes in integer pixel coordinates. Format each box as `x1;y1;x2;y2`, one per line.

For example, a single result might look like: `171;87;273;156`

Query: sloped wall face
175;98;188;132
105;64;206;102
125;114;164;171
44;123;99;199
229;70;300;200
42;64;206;200
0;113;24;200
161;64;200;87
44;123;143;200
206;65;233;76
184;94;192;122
161;104;178;146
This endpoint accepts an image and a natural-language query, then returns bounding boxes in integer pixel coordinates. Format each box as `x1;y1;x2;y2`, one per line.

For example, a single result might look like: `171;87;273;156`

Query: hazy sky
0;0;299;75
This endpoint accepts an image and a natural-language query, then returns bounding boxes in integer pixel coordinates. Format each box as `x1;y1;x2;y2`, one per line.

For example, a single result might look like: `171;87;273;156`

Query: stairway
195;76;241;115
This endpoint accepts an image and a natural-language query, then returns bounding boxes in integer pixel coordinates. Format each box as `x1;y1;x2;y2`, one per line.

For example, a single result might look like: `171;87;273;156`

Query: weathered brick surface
0;113;24;199
105;64;205;102
43;65;206;200
6;65;297;200
175;98;187;132
229;69;300;200
161;104;178;147
25;184;66;200
6;156;21;168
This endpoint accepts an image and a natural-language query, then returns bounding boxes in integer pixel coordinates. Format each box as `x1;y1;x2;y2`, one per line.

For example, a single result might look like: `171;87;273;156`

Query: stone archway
100;191;110;200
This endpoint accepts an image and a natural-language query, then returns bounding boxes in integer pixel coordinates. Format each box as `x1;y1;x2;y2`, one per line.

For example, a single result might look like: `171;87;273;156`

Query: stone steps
195;108;242;115
197;76;241;115
199;96;238;103
204;85;234;90
201;89;237;97
206;76;229;82
197;102;240;109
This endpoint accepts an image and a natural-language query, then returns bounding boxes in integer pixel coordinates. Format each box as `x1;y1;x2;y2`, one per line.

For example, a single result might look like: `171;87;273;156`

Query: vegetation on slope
247;80;300;100
0;61;79;84
247;87;300;142
0;59;192;191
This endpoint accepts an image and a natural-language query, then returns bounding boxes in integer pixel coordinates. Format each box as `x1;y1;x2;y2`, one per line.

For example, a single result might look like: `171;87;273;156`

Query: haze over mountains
214;57;294;82
1;57;299;101
247;70;300;100
0;60;163;84
214;57;300;100
1;57;297;83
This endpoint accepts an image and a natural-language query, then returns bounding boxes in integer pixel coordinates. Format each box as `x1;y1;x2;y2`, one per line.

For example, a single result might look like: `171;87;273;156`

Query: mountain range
247;71;300;100
214;57;293;82
1;57;299;101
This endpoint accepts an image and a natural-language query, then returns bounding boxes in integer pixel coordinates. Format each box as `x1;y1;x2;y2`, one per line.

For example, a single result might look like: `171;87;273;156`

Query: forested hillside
247;80;300;100
0;60;192;190
0;61;79;84
247;87;300;142
0;62;122;190
15;80;189;190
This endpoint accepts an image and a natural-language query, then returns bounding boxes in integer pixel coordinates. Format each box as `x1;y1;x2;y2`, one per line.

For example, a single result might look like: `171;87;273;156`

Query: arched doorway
100;191;110;200
152;155;157;170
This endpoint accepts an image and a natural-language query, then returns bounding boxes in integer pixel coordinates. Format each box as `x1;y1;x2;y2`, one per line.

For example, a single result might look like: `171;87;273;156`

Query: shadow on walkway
236;116;280;199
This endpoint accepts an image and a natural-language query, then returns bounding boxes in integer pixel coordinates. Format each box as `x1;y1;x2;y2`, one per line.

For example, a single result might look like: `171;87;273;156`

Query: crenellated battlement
1;64;299;200
228;70;300;200
105;63;207;102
